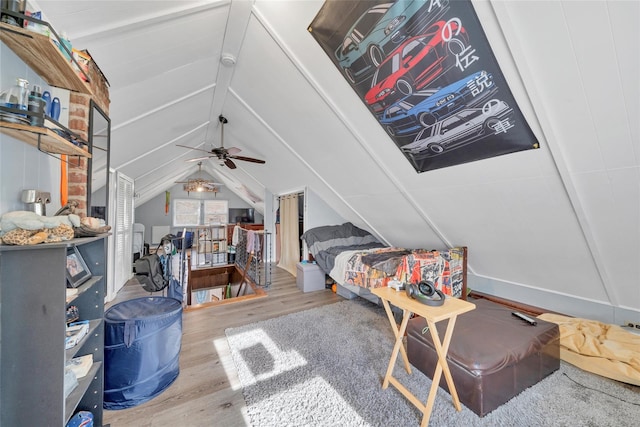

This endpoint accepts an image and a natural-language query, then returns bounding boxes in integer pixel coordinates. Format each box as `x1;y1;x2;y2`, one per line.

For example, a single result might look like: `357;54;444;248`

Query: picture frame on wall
66;246;92;288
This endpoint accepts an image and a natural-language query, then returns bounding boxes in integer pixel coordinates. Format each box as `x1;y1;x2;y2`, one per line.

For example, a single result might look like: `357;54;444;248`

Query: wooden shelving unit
0;120;91;157
1;20;92;158
0;22;91;94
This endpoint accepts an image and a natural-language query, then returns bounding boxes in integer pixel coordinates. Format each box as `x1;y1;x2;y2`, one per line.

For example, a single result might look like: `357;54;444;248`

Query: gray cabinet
0;235;107;426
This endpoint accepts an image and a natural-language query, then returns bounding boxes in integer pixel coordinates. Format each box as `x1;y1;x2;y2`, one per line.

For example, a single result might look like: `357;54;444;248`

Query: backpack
134;253;168;292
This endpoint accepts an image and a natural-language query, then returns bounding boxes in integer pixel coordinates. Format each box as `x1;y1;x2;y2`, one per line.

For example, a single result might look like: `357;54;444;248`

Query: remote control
512;311;537;326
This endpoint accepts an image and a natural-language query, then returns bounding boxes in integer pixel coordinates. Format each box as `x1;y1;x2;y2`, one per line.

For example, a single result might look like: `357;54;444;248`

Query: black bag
134;253;168;292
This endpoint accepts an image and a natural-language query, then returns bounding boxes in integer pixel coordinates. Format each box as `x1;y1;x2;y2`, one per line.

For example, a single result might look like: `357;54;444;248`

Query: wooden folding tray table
371;287;475;426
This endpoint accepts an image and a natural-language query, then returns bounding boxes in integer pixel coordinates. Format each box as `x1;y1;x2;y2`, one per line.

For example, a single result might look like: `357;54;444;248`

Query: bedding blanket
302;223;466;298
537;313;640;386
330;246;466;298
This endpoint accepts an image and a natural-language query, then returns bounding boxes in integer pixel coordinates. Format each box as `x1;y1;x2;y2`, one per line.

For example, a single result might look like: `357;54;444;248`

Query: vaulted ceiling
39;0;639;318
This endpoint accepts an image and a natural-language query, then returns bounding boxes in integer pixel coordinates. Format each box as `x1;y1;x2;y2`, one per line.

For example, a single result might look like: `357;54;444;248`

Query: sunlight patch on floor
226;328;308;386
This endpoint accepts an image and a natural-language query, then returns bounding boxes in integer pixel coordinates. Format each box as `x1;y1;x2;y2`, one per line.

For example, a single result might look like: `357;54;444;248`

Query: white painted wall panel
305;188;345;232
109;57;218;127
608;1;640;160
342;192;444;248
563;1;636;170
571;169;640;308
501;1;605;173
110;88;213;167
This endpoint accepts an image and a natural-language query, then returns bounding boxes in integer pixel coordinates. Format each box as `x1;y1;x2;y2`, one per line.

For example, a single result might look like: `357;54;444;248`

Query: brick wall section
88;57;110;115
67;57;110;217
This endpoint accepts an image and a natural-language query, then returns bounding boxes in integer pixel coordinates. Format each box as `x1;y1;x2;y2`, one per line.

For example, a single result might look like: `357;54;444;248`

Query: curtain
277;193;300;276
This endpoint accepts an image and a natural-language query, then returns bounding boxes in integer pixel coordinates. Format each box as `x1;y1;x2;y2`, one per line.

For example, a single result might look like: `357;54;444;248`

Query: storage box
296;262;326;292
407;298;559;417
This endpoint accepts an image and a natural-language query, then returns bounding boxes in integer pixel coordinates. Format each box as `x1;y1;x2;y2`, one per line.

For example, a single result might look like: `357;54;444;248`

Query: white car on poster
401;99;513;156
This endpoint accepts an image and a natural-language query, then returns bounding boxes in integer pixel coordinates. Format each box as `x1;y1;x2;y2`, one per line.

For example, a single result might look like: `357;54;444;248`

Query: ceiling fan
177;115;266;169
175;162;224;194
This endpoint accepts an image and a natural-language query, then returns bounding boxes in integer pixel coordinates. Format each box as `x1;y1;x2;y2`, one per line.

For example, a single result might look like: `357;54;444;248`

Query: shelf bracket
35;133;81;164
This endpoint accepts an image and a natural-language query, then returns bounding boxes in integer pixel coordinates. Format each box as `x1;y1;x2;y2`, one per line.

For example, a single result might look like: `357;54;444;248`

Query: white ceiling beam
71;1;231;42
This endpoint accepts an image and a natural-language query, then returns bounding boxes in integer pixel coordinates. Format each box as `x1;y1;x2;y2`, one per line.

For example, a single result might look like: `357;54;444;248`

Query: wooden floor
103;264;341;427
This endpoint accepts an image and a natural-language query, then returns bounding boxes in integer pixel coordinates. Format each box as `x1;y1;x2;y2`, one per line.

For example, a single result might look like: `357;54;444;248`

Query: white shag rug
226;299;640;426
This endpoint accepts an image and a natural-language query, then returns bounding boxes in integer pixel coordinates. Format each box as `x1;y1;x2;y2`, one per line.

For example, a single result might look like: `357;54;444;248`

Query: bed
301;222;468;304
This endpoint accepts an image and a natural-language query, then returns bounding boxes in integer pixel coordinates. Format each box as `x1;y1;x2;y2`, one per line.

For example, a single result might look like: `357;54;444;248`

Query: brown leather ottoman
406;298;560;417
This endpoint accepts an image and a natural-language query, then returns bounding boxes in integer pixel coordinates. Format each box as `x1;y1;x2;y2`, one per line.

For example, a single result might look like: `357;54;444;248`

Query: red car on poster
365;19;468;114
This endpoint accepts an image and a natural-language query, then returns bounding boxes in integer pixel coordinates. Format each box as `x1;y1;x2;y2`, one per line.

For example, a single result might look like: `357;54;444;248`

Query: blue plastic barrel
103;297;182;409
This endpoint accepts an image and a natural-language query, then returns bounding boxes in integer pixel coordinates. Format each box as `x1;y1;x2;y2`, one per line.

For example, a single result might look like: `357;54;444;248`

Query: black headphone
405;281;445;306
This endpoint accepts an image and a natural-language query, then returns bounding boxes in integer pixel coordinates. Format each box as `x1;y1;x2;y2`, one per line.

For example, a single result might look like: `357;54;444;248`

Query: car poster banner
308;0;539;173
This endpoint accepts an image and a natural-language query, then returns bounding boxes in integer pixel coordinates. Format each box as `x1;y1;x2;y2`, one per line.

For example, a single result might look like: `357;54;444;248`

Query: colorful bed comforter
301;223;466;299
330;246;466;298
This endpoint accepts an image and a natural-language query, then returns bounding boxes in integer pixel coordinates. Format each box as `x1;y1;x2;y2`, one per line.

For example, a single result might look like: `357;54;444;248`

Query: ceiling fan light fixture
179;161;223;193
177;116;265;167
183;181;218;194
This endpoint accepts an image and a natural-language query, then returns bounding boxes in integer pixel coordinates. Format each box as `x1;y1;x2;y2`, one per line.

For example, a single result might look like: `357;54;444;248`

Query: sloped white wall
305;188;346;232
238;0;640;323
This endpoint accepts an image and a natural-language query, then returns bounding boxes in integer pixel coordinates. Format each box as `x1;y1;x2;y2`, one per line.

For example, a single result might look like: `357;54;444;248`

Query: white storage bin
296;262;326;292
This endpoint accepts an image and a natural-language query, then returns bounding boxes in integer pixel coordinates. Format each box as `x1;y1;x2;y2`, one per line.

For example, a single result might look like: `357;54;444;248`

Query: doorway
275;190;304;276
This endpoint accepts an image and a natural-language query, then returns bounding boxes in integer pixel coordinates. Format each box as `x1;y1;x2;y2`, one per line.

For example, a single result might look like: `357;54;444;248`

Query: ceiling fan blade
229;155;266;164
202;182;224;188
176;144;212;155
225;158;237;169
186;156;213;162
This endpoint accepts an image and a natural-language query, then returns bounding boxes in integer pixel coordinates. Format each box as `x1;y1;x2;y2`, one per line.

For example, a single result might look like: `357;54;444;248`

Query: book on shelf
65;288;79;303
64;366;79;398
65;354;93;378
65;320;89;349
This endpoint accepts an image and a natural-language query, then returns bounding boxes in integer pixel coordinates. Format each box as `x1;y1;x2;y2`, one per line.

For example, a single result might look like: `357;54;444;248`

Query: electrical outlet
623;320;640;330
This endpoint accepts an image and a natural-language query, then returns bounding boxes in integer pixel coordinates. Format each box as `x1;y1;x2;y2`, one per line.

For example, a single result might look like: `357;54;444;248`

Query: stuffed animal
1;223;75;245
0;210;80;232
0;211;100;245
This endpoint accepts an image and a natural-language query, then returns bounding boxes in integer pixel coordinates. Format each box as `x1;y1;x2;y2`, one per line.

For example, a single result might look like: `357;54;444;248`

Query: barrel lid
105;296;182;321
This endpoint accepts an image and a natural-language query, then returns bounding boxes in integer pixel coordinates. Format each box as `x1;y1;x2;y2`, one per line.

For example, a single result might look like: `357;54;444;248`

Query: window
173;199;201;226
172;199;228;226
203;200;228;225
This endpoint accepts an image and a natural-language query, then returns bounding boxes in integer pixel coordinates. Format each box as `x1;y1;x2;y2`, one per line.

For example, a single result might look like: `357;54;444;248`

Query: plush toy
0;210;80;232
0;211;102;246
1;223;75;245
80;216;101;229
1;228;33;245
